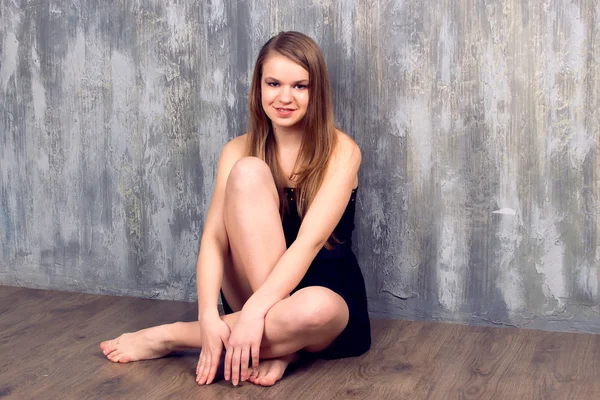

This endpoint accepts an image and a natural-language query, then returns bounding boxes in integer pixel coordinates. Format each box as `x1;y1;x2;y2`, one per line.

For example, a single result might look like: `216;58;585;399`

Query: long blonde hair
246;31;337;230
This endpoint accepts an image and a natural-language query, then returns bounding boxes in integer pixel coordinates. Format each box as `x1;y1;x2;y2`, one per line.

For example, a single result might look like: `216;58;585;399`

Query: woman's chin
271;119;305;132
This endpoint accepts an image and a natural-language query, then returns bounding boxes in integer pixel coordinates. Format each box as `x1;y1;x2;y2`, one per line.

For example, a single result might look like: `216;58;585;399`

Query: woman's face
260;54;310;131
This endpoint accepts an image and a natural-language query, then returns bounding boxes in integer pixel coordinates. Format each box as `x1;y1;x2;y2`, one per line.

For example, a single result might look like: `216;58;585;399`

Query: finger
196;352;205;381
207;346;222;385
201;350;215;385
224;345;233;382
251;344;260;378
200;350;213;385
197;352;207;384
231;347;241;386
240;347;250;381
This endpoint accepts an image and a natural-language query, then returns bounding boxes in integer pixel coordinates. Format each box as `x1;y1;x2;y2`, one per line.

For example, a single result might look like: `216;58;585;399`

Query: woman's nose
278;86;292;103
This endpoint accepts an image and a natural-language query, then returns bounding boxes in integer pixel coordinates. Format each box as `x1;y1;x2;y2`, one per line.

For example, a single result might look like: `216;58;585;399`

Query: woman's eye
295;85;307;90
268;82;279;87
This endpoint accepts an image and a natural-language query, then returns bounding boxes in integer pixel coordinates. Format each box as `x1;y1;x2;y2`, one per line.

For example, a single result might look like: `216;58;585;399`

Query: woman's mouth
275;107;294;117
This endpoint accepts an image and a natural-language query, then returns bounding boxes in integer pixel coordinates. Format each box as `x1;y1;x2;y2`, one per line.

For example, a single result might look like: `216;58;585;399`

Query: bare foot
100;324;175;363
246;353;298;387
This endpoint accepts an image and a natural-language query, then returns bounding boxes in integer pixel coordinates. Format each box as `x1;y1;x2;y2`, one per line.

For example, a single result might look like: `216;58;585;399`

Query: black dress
221;187;371;360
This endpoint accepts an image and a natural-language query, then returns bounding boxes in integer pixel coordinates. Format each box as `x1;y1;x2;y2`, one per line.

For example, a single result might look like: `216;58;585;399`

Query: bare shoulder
323;130;361;188
221;133;248;160
332;129;361;164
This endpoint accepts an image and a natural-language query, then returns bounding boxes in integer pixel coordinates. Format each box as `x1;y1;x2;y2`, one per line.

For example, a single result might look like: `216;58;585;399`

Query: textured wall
1;0;599;333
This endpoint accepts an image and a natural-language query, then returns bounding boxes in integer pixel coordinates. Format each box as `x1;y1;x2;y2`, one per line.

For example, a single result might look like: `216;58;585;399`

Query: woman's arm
196;136;245;319
223;132;361;385
194;136;248;386
243;133;362;316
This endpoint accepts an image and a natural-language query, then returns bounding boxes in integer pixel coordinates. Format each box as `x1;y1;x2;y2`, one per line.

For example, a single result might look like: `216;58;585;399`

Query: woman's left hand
224;308;265;386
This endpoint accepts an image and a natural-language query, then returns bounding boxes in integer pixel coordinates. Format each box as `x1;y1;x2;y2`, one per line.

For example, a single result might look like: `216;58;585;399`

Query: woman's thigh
219;285;350;359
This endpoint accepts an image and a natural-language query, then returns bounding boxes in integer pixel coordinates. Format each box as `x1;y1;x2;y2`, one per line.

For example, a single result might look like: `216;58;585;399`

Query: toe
108;351;121;362
105;340;116;351
258;376;274;387
249;369;264;386
264;376;277;387
100;341;113;353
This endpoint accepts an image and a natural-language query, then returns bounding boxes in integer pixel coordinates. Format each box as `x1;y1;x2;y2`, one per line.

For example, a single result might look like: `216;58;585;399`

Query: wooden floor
1;286;599;400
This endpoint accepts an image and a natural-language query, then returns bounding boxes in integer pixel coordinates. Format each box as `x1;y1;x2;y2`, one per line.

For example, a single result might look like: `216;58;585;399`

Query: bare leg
219;157;300;386
100;158;349;386
100;286;348;364
220;157;287;310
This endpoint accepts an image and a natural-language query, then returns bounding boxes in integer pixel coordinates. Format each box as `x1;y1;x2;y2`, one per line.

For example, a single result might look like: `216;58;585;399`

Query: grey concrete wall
1;0;599;333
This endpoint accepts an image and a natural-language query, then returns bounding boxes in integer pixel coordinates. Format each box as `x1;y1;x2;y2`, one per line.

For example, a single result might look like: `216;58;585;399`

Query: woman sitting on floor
101;31;371;387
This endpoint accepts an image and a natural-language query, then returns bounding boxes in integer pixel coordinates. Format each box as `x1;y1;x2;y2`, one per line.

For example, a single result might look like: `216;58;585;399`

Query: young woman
100;31;371;387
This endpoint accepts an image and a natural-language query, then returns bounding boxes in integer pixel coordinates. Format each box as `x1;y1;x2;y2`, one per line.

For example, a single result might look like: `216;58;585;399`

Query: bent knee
291;287;349;332
226;157;274;193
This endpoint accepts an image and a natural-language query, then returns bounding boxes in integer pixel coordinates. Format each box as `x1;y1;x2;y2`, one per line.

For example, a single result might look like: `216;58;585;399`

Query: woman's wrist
241;294;271;318
198;307;220;321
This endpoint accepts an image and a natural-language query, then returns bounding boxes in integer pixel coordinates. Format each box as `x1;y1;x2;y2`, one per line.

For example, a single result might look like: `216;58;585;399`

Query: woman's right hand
196;313;231;385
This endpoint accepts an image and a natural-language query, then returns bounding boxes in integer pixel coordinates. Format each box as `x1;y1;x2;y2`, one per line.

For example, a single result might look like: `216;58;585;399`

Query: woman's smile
275;107;295;117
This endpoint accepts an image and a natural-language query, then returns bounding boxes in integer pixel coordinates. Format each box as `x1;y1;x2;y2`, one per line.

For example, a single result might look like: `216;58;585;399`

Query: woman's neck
272;125;303;149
